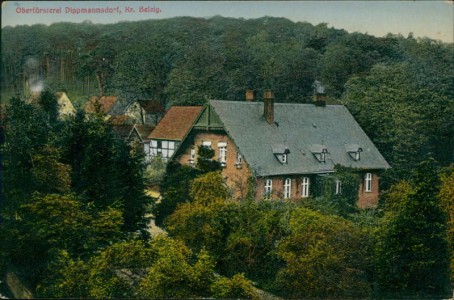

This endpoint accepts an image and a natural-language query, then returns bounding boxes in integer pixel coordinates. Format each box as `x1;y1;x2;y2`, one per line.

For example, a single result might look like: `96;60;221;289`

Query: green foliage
309;166;361;217
165;172;231;253
167;200;227;256
2;17;453;298
196;145;222;173
2;97;54;209
275;208;373;298
210;273;259;299
190;171;230;205
154;149;222;227
37;236;257;299
343;63;454;184
374;160;451;298
153;160;201;226
167;194;294;287
439;166;454;284
138;237;215;298
59;109;151;231
36;250;90;298
220;200;292;284
38;88;59;124
30;146;71;195
38;240;152;298
3;193;123;286
143;155;166;186
111;44;171;104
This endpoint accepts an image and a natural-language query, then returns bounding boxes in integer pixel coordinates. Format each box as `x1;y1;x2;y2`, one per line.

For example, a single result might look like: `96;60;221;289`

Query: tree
343;63;454;184
274;207;373;298
59;109;151;231
3;193;123;287
165;172;230;255
38;236;257;299
196;145;222;173
37;88;59;124
152;161;201;226
439;166;454;285
374;160;451;298
29;146;71;195
2;96;60;212
210;273;259;299
190;171;229;205
308;166;362;217
111;44;171;106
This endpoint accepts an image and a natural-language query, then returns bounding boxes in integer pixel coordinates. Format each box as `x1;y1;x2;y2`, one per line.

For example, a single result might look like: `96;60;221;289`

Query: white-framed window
282;153;287;163
202;141;212;148
284;178;292;199
218;142;227;166
189;148;196;165
301;177;310;198
264;179;273;199
365;173;372;192
335;180;342;195
150;139;176;161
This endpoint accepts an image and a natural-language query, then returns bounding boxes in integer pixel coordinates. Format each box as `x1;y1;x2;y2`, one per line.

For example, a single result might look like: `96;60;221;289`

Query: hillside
2;16;453;179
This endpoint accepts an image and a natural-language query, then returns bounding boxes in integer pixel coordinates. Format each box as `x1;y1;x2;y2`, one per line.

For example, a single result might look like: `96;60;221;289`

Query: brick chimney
263;89;274;124
312;80;326;107
245;89;254;102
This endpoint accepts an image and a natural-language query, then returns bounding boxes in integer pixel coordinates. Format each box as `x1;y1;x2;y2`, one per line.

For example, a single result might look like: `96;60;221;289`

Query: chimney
263;89;274;124
312;80;326;107
245;89;254;102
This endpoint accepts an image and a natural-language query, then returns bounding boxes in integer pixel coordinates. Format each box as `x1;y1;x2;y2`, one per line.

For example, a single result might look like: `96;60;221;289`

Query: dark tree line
2;16;453;181
4;16;451;104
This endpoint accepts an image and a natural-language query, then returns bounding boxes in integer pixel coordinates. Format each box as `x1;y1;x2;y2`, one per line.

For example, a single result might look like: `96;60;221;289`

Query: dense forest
1;16;454;298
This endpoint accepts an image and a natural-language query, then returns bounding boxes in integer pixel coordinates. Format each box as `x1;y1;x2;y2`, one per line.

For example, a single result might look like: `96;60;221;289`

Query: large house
149;90;389;207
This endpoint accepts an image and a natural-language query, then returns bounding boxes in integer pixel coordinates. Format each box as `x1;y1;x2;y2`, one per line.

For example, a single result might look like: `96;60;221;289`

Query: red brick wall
254;176;312;200
176;130;380;208
177;131;252;199
357;173;380;208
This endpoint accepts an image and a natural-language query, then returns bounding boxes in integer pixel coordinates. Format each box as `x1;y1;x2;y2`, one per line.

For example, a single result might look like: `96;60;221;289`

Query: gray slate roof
209;100;390;177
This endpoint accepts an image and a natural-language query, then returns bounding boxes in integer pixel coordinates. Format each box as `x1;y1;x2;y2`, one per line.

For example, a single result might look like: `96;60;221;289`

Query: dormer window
272;144;290;164
310;144;328;163
346;144;363;161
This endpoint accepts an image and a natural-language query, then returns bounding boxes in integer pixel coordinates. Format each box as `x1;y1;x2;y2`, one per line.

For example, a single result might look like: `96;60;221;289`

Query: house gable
193;105;224;130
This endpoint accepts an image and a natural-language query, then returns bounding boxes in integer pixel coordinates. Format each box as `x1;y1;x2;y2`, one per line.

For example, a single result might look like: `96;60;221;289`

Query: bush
210;273;258;299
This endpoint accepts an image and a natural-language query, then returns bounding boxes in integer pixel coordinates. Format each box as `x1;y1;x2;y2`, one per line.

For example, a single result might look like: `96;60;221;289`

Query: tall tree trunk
96;72;103;96
60;57;65;81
